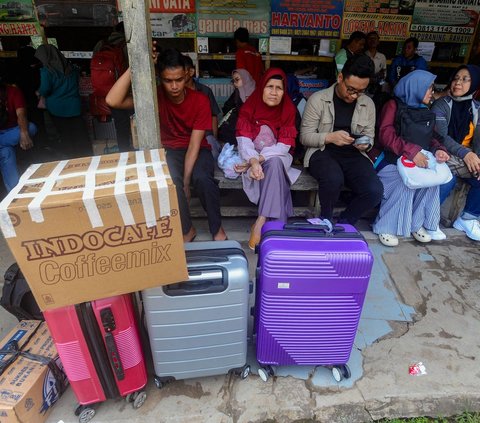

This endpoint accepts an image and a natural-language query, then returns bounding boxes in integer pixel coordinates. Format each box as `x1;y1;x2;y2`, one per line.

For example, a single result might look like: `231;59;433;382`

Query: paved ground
1;217;479;423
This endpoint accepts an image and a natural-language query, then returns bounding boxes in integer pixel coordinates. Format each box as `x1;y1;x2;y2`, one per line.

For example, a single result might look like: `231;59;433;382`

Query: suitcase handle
100;308;125;381
163;270;227;296
283;223;345;233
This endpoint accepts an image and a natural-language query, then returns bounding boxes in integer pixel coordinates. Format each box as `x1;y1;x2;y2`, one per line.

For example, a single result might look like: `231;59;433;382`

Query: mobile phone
352;135;372;145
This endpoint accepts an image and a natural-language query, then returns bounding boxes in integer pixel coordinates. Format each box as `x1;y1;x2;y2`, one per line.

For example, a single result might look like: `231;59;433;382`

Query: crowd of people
2;27;480;250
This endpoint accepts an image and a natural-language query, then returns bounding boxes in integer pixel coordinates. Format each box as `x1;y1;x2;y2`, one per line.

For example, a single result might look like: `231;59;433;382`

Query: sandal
378;233;399;247
412;227;432;243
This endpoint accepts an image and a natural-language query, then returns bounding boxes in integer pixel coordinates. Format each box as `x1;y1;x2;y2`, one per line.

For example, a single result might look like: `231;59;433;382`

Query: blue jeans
440;174;480;219
0;123;37;192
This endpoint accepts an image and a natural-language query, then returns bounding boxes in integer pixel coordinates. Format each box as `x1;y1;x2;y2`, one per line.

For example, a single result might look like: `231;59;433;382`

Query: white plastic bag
397;149;452;189
217;143;243;179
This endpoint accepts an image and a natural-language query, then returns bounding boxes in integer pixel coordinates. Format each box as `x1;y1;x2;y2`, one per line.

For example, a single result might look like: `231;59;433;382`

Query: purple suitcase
255;221;373;382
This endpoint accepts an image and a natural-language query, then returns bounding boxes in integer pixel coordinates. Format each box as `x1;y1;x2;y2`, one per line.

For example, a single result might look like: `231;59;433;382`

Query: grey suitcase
142;240;251;388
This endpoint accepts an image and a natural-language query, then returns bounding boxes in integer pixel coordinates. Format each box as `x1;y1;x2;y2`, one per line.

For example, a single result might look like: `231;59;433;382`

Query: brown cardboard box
0;321;68;423
0;149;187;310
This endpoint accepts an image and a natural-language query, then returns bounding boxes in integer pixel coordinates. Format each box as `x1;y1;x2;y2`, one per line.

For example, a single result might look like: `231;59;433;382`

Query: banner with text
149;0;195;13
198;78;234;109
270;0;343;38
0;0;41;36
197;0;269;37
36;0;118;27
411;0;480;42
344;0;416;15
342;13;411;41
151;13;196;37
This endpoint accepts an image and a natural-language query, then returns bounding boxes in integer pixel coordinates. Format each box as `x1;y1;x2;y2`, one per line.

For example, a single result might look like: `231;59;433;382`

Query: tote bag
397;149;453;189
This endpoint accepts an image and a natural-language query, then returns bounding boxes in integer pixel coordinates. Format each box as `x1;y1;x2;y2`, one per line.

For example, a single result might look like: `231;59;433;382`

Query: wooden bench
190;166;320;218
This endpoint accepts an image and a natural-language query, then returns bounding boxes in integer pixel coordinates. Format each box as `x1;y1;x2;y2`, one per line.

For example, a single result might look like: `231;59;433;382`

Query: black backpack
384;98;435;164
1;263;43;321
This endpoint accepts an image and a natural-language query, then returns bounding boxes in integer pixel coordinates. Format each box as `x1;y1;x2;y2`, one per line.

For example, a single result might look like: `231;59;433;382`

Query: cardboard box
92;139;119;156
0;320;68;423
0;149;187;310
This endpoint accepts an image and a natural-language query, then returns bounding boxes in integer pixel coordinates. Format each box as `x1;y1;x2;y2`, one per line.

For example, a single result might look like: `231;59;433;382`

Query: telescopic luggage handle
283;221;345;233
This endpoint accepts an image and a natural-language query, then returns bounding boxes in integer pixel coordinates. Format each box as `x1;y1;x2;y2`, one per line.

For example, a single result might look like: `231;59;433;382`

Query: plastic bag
397;149;452;189
217;143;243;179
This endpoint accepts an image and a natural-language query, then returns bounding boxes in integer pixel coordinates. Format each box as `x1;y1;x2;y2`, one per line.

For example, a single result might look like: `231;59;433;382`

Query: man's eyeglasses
342;80;366;96
452;76;472;84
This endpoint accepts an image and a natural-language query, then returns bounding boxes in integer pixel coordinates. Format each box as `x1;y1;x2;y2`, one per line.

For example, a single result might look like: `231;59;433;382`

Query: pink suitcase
44;294;147;422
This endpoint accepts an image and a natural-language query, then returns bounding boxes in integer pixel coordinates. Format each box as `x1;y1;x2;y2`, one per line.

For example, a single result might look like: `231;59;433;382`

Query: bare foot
213;227;227;241
183;227;197;242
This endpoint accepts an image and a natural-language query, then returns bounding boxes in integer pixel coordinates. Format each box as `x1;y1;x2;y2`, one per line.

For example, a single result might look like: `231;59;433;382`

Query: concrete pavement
1;217;479;423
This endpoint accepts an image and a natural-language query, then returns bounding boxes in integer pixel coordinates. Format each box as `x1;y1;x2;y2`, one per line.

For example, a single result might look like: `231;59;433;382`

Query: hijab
448;64;480;143
233;69;256;103
35;44;72;76
393;69;436;108
236;67;297;147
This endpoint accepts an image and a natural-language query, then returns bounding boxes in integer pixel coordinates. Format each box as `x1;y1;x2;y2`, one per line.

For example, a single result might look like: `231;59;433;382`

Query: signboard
411;0;480;41
197;77;234;109
197;0;269;37
297;78;329;98
342;13;411;41
151;12;195;37
35;0;118;27
0;0;41;36
409;31;473;43
344;0;416;15
270;0;343;38
149;0;195;13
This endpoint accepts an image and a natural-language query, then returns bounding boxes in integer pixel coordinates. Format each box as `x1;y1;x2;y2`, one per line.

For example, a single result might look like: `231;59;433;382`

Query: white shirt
366;50;387;75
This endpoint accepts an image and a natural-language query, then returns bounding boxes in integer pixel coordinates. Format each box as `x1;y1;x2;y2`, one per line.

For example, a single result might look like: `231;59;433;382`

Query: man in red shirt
0;82;35;193
234;27;264;85
106;49;227;242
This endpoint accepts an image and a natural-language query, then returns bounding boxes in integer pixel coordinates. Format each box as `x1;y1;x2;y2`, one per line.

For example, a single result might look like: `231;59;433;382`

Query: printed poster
197;78;234;109
344;0;416;15
35;0;118;27
0;0;41;36
149;0;196;37
342;13;411;42
197;0;269;37
270;0;343;38
297;78;329;97
411;0;480;41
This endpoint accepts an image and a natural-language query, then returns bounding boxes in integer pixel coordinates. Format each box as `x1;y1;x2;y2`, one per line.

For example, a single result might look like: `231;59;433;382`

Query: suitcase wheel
231;364;251;379
331;364;351;382
258;365;274;382
154;375;175;389
74;405;96;423
132;391;147;409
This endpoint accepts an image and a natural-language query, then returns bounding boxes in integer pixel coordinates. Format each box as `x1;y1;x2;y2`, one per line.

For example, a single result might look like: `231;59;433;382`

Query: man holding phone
300;55;383;224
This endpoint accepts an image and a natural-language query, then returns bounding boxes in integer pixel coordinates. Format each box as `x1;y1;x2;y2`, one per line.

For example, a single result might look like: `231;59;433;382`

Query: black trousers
50;114;92;159
308;146;383;224
165;148;222;236
111;108;134;152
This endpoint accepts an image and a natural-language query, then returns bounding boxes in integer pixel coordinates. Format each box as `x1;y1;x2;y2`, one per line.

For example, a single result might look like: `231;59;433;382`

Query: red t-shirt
2;85;26;129
157;86;212;150
236;45;264;85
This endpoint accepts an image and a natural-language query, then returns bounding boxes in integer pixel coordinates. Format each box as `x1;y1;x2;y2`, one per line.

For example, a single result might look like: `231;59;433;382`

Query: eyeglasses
342;80;366;96
453;76;471;84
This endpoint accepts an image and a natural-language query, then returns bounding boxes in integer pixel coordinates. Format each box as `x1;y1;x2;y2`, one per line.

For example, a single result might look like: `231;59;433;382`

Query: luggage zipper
76;303;120;399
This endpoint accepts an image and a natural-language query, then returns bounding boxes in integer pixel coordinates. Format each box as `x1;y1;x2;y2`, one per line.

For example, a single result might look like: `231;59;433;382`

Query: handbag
447;155;473;179
397;149;453;189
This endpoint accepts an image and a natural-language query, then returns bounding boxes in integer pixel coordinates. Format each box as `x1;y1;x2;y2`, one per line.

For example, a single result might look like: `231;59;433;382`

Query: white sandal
378;233;399;247
412;227;432;243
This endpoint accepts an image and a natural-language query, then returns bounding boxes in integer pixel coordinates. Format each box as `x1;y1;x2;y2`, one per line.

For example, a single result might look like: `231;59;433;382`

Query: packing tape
114;152;135;226
150;149;170;217
82;156;103;228
135;150;156;227
0;164;41;238
0;150;171;238
28;160;68;223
